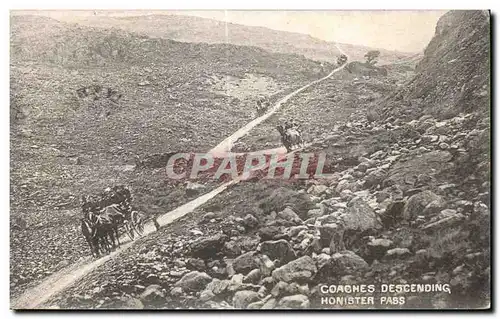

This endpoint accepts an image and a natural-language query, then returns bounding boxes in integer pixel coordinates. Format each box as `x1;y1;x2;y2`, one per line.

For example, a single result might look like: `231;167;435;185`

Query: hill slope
381;10;490;120
43;13;413;64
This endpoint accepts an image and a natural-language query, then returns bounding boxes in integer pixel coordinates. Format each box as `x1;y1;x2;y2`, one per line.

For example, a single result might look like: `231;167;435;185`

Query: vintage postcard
10;10;491;310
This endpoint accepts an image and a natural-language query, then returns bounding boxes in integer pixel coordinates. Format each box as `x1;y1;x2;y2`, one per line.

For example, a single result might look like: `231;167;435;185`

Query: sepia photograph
9;8;491;310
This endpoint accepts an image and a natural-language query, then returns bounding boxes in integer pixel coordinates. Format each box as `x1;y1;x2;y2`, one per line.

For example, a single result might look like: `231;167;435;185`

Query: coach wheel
131;211;145;237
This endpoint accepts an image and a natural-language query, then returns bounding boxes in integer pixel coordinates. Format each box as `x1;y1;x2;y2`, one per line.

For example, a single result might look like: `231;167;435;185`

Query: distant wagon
255;96;270;116
336;54;348;66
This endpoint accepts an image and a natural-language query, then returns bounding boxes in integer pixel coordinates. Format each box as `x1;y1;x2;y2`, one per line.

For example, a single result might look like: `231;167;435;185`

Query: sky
12;10;447;52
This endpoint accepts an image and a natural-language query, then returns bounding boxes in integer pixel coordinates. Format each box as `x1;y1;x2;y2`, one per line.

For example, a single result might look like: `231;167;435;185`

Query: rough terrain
30;12;413;64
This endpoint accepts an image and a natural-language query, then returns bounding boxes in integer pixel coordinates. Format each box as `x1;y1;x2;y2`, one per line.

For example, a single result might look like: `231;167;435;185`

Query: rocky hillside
39;10;490;310
44;13;413;64
381;10;490;120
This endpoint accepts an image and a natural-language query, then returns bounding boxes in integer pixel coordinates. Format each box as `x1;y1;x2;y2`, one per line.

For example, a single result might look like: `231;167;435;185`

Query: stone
202;212;216;221
272;256;317;283
206;278;231;295
200;289;215;301
186;181;206;196
318;223;346;254
174;271;212;292
336;180;356;193
367;238;394;262
421;135;439;143
439;143;450;150
190;233;228;259
233;290;260;309
247;301;265;309
170;287;183;297
271;281;293;297
259;239;296;263
403;191;443;220
380;200;406;227
385;248;412;259
422;198;447;216
232;251;259;275
370;150;385;159
315;253;332;269
439;209;458;218
260;276;276;289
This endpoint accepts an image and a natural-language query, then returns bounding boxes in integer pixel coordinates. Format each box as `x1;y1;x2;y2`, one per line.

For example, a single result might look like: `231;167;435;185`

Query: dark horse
81;218;99;257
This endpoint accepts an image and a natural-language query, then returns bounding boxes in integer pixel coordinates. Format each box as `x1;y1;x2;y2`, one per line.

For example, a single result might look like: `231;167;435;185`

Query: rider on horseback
277;118;303;152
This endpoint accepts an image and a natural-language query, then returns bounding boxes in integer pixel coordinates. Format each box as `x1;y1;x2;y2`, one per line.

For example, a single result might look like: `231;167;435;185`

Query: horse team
80;185;146;257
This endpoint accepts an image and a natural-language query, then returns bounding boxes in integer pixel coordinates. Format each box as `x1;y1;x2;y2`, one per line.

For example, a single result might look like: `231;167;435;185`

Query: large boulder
307;184;328;196
205;278;232;295
331;251;368;273
272;256;317;283
117;296;144;309
278;294;310;309
243;214;259;229
278;207;303;225
258;226;284;241
233;290;260;309
364;168;388;188
174;271;212;292
316;251;368;281
364;238;394;263
139;284;165;304
256;254;276;277
258;239;296;264
318;223;345;253
186;181;206;196
383;150;452;192
232;251;260;275
344;197;382;231
223;236;260;257
243;269;262;284
384;248;412;260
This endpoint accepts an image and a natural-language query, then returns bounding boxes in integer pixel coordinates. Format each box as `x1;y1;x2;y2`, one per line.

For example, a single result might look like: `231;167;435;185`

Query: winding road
11;46;348;310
